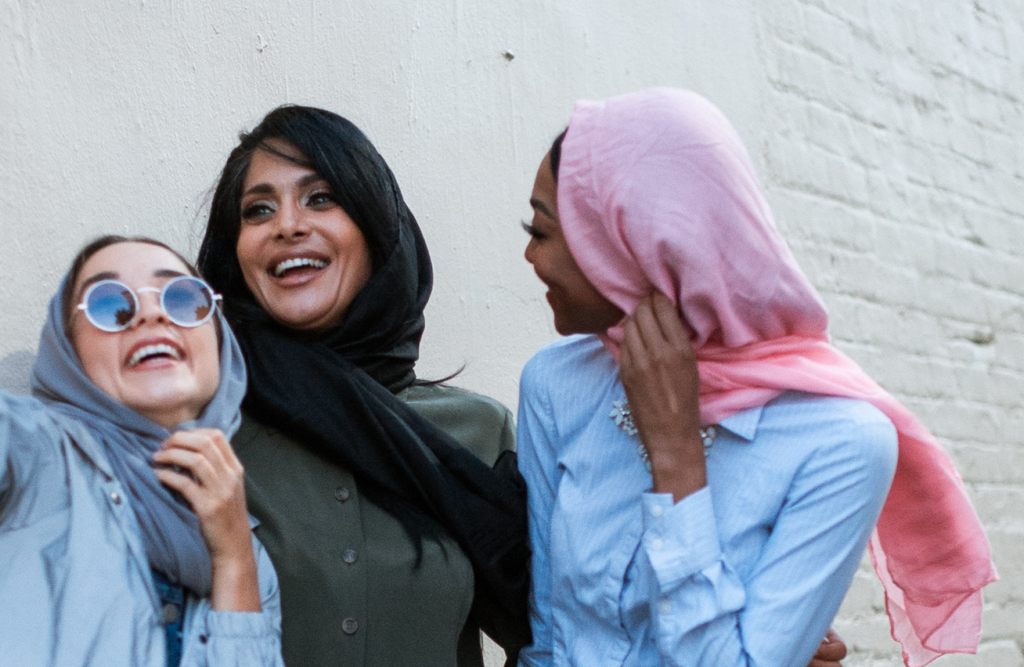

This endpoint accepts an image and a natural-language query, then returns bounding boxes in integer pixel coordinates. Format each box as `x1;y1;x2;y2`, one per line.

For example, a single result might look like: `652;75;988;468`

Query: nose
274;200;311;240
524;237;537;266
132;288;168;327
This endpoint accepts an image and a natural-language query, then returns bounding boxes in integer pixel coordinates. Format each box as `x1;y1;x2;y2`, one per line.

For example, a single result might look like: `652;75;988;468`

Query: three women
4;90;992;667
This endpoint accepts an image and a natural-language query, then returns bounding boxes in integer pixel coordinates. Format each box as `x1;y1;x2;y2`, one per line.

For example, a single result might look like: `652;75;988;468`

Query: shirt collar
715;404;764;442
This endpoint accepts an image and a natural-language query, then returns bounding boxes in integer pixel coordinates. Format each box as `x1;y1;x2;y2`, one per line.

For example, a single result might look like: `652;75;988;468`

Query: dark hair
550;128;568;181
199;105;406;303
62;235;200;336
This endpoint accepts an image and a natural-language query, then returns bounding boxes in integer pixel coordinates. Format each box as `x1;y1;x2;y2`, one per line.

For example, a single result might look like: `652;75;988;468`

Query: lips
125;338;185;369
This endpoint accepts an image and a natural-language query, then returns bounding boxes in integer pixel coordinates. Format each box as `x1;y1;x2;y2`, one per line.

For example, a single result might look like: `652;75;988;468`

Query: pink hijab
556;88;996;667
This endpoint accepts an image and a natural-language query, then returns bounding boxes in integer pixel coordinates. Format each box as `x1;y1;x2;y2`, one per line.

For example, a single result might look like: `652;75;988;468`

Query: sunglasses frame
76;276;222;333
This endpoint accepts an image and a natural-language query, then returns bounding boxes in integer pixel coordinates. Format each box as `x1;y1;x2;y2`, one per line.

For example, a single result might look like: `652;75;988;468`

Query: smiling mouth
272;257;328;277
128;344;183;368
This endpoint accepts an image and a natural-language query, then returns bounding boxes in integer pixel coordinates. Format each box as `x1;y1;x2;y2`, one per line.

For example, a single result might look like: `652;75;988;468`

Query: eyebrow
154;269;187;279
77;271;118;298
242;172;326;198
530;197;557;219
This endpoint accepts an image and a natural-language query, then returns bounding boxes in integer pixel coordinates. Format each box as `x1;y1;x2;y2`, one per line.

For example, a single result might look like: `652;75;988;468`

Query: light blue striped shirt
517;335;897;667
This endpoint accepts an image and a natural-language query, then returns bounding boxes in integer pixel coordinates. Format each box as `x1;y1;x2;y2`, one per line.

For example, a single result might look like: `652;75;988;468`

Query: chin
552;318;580;337
126;384;208;425
270;305;336;332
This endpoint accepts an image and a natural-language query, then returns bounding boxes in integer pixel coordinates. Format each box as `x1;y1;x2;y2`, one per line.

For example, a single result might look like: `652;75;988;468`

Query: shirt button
651;505;664;518
660;600;671;615
334;487;351;503
342;618;359;635
110;491;122;505
651;538;664;551
162;603;180;625
342;549;358;564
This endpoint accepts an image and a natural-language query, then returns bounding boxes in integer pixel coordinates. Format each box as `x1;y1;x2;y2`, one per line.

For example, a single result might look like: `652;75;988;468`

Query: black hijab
198;106;529;647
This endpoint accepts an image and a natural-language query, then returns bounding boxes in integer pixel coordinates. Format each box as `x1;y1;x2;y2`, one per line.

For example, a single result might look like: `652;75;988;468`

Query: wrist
210;550;261;612
211;547;257;577
650;452;707;501
646;431;708;502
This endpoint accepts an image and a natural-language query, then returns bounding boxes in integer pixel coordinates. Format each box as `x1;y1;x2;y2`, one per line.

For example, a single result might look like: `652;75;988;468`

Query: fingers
620;294;664;379
154;466;202;507
629;294;663;355
620;314;648;380
155;430;240;478
154;429;252;564
650;292;692;351
152;429;244;506
623;293;692;356
815;629;847;662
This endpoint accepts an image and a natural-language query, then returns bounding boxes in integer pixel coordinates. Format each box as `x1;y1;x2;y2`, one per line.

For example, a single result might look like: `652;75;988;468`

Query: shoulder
759;392;898;477
517;336;623;457
403;382;511;427
401;383;515;465
0;392;68;453
520;334;613;398
0;392;58;432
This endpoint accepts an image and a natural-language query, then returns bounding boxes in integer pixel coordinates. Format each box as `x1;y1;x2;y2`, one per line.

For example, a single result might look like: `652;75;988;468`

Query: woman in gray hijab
0;235;284;667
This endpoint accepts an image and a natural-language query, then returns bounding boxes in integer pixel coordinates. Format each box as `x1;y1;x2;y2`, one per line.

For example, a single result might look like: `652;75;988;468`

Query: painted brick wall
756;0;1024;664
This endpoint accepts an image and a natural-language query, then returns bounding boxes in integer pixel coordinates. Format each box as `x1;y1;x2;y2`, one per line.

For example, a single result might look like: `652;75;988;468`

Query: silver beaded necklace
610;400;717;472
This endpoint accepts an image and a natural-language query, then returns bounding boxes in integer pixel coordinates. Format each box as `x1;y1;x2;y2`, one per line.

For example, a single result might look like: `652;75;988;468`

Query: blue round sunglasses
76;276;222;332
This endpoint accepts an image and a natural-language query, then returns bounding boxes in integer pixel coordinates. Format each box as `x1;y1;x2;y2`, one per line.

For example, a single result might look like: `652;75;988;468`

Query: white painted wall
0;0;764;409
2;0;1022;665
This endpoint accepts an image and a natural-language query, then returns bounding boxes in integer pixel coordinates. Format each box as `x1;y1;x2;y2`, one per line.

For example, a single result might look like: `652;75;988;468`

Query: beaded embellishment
610;400;718;471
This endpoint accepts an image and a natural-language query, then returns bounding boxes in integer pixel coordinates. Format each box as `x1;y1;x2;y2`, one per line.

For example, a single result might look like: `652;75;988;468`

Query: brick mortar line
810;253;1024;298
771;80;1020;165
772;23;1024;106
773;174;1024;228
775;188;1024;261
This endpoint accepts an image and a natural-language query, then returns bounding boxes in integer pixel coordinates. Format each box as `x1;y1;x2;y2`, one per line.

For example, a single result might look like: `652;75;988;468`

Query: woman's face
70;242;221;428
236;140;373;332
524;152;624;335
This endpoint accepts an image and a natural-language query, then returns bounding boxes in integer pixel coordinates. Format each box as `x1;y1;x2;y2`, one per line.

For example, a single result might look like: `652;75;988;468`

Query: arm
0;393;62;503
621;294;894;666
163;428;284;666
811;631;848;667
152;429;261;611
0;394;15;498
515;362;560;667
641;416;894;666
181;534;285;667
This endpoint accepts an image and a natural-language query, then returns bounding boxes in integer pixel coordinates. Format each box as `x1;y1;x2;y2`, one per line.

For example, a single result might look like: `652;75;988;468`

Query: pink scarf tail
695;337;997;665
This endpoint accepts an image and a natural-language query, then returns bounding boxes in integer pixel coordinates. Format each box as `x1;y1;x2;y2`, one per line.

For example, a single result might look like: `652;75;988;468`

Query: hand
153;428;261;611
808;629;847;667
619;293;704;502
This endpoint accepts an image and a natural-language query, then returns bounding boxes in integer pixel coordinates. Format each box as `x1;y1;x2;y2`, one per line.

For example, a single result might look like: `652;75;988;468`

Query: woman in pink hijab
517;88;995;667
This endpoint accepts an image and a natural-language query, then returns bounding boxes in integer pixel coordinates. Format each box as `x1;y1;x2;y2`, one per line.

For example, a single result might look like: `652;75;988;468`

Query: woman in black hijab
198;106;528;667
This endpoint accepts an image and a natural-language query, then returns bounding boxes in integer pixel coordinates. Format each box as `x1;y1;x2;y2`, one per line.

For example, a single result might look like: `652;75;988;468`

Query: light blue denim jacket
0;392;285;667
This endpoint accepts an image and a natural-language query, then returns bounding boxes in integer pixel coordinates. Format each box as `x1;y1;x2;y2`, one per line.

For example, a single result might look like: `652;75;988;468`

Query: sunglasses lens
163;278;215;327
86;282;137;331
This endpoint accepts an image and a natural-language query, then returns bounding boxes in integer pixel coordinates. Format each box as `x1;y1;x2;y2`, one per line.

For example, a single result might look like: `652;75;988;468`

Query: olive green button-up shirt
232;383;515;667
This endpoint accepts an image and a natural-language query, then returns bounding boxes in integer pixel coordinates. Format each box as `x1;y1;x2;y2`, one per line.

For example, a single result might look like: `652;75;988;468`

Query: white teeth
273;257;327;277
128;344;182;368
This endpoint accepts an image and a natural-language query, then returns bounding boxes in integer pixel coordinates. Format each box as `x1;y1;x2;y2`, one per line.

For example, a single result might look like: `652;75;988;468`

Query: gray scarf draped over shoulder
30;276;248;596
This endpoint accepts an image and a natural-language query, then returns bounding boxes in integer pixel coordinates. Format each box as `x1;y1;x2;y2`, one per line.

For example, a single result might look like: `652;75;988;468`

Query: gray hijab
30;276;248;596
